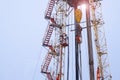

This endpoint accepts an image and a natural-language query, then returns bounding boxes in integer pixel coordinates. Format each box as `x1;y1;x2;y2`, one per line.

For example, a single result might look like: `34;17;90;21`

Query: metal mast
41;0;69;80
86;1;95;80
40;0;112;80
74;2;79;80
90;0;112;80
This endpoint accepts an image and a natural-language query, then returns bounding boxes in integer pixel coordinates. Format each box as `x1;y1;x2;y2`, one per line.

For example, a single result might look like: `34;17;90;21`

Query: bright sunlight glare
78;4;86;10
81;4;86;10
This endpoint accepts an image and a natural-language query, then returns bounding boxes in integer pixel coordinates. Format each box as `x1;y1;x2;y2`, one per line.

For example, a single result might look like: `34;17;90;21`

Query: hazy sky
0;0;120;80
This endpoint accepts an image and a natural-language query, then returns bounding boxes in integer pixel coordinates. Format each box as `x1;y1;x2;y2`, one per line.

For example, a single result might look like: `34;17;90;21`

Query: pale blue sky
0;0;120;80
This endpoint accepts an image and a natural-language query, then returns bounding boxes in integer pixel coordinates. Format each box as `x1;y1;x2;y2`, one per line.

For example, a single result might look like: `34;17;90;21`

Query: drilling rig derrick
40;0;112;80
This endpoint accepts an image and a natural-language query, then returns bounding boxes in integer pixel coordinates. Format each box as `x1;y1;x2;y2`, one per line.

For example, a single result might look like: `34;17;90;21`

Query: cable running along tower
40;0;112;80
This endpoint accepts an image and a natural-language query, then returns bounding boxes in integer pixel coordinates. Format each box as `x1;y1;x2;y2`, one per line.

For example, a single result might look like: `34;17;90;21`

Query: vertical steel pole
60;45;62;80
74;4;79;80
86;2;95;80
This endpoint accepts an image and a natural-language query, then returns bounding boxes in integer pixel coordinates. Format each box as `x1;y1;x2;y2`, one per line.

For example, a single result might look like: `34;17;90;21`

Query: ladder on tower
45;0;56;19
43;24;54;46
41;53;53;73
41;53;53;80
